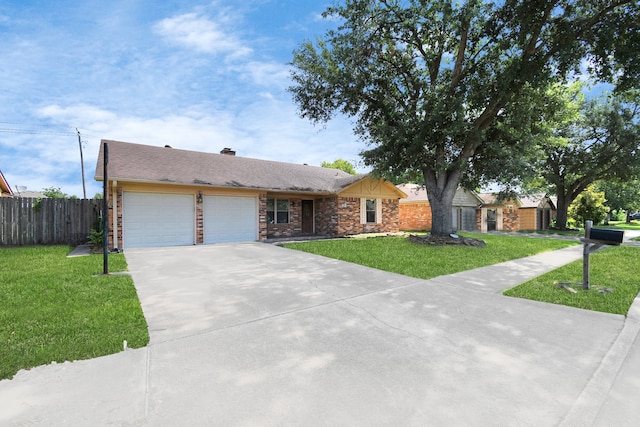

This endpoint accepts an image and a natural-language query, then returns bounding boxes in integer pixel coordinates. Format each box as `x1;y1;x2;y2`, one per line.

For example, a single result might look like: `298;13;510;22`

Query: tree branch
451;19;469;90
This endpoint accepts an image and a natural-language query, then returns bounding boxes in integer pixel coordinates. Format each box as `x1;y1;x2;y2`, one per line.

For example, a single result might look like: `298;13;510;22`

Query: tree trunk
424;170;459;236
555;192;569;229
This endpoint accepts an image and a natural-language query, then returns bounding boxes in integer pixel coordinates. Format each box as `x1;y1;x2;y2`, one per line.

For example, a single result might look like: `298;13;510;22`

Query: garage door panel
204;196;256;244
124;193;194;248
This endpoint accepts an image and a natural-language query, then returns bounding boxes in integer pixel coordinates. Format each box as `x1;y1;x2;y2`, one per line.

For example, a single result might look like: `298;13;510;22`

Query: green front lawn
519;229;583;236
0;246;149;380
285;233;578;281
504;245;640;315
602;220;640;230
286;234;639;316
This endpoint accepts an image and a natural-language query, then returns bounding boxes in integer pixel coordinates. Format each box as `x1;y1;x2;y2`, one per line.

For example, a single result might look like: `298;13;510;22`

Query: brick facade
502;207;520;232
266;197;303;238
257;194;268;240
399;202;432;231
267;196;401;238
335;197;399;235
315;197;339;236
107;185;124;249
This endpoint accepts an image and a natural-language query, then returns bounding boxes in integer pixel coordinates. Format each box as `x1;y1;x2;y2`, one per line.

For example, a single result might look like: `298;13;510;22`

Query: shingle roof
477;192;555;209
476;193;500;205
396;183;482;205
519;194;555;209
95;140;367;194
395;184;427;202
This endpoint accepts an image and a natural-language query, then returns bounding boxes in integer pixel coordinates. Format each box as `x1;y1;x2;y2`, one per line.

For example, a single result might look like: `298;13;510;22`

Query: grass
601;220;640;230
0;246;149;380
519;228;583;236
285;233;578;281
504;245;640;315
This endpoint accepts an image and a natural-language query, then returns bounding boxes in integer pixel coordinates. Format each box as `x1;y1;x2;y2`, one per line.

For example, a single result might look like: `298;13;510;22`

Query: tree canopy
290;0;640;235
321;159;357;175
42;186;77;199
499;85;640;228
597;179;640;220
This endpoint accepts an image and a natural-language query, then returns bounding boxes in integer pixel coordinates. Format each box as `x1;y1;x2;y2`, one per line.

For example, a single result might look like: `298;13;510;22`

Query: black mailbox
588;228;624;245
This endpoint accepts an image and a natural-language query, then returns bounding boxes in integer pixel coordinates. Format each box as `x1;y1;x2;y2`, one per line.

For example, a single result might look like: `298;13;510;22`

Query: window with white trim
366;199;376;223
267;198;289;224
360;198;382;224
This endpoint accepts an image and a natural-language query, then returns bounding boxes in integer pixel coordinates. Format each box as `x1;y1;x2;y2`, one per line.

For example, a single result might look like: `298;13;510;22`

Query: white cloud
20;95;365;197
234;61;291;88
0;1;365;198
154;12;252;58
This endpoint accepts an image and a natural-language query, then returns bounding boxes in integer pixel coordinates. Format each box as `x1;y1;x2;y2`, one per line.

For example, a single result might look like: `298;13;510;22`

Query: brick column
196;196;204;244
258;193;268;240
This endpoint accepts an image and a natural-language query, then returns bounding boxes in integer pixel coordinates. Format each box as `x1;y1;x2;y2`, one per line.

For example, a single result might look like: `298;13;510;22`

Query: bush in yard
569;185;609;226
87;212;104;250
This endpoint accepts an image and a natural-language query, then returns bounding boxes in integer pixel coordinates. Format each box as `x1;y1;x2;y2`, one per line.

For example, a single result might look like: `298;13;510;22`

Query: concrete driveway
1;242;638;426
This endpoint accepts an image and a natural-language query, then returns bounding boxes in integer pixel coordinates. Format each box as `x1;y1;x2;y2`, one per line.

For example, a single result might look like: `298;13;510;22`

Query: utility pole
76;128;87;199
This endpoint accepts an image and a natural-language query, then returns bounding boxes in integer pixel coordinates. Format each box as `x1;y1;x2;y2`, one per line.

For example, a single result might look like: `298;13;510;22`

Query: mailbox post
580;220;624;290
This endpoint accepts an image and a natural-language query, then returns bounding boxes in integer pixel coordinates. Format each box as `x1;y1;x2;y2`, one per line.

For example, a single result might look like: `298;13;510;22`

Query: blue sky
0;0;362;198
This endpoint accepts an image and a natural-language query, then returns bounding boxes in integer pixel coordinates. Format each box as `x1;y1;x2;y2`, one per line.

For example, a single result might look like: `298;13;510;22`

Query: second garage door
204;196;257;244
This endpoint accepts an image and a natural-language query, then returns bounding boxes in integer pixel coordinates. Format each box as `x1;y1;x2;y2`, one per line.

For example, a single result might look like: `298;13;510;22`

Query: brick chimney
220;148;236;156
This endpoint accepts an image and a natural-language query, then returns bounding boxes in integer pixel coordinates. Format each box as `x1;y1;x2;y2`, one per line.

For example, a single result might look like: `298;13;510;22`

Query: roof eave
96;176;337;196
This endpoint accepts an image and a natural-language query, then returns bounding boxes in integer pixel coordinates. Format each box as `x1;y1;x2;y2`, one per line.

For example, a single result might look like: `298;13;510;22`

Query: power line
75;127;103;137
0;128;77;136
0;120;72;127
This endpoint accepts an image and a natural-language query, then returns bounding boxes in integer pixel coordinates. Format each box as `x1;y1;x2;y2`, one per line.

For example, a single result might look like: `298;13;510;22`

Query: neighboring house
476;193;556;232
94;140;406;249
397;184;481;232
0;170;13;197
15;191;47;198
398;184;555;233
476;193;518;232
516;194;556;231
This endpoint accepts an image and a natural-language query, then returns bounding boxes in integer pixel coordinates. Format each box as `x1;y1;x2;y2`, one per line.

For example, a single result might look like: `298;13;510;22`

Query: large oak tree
534;88;640;228
289;0;640;235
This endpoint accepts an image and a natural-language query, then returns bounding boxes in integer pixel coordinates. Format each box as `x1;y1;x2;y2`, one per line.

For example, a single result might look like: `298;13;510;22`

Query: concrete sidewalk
1;242;638;426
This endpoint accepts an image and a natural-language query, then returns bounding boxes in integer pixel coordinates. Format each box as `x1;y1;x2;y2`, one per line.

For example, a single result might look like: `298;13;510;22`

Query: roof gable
339;177;406;199
95;140;367;194
0;170;13;196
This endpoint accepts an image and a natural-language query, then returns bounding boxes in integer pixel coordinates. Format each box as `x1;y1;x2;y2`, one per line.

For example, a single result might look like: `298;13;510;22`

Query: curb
559;295;640;426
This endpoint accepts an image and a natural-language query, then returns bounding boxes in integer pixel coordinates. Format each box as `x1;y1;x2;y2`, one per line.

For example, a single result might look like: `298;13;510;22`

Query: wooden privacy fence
0;198;102;246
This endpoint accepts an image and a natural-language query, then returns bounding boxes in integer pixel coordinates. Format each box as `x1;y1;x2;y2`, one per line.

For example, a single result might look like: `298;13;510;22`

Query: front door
487;209;497;231
302;200;314;234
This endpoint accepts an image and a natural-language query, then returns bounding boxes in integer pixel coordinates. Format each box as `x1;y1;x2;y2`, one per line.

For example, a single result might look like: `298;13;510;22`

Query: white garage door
204;196;257;244
123;192;195;248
